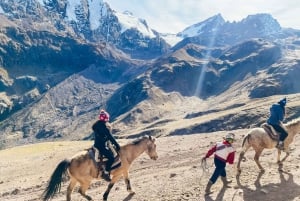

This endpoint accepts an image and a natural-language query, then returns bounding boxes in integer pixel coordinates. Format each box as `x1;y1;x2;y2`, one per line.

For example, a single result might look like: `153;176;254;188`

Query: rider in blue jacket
267;98;288;150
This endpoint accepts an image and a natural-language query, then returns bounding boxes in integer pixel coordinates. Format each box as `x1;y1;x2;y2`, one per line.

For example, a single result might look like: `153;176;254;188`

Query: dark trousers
271;124;288;141
94;144;114;171
209;157;226;184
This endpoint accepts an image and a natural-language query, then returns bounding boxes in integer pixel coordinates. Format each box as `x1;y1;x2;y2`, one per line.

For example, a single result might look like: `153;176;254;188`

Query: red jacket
205;140;235;164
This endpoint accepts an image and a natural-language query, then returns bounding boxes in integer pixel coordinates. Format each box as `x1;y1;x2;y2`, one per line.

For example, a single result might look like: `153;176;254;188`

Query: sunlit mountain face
0;0;299;148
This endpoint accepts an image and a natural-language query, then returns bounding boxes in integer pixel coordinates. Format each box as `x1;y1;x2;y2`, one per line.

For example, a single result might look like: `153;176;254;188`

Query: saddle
261;123;280;141
88;146;121;173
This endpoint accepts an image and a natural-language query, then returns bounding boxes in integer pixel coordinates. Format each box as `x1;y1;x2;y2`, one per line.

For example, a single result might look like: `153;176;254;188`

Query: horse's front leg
124;171;135;194
278;149;290;165
103;175;122;201
277;149;282;164
277;149;290;171
103;183;114;201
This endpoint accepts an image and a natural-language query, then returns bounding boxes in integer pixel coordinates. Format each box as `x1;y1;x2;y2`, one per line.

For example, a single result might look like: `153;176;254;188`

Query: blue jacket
267;103;285;125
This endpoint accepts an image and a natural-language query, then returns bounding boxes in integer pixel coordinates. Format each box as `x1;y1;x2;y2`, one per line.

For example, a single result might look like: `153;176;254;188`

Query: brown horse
237;118;300;173
42;135;158;201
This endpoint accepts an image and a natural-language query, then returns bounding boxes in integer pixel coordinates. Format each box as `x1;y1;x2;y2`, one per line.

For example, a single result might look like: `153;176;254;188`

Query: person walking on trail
92;109;121;182
202;133;236;195
267;97;288;150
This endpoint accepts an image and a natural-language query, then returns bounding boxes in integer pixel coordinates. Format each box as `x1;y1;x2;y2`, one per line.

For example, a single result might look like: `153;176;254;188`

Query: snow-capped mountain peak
59;0;155;37
177;13;225;38
0;0;168;58
63;0;109;30
240;13;281;35
114;10;155;38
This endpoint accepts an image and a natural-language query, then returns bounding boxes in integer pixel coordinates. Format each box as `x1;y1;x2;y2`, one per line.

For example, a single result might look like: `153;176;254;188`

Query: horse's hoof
129;191;135;195
242;157;247;162
278;163;283;171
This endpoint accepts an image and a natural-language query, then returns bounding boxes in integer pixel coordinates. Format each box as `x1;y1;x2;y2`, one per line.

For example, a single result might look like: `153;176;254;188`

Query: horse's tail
241;134;251;149
41;159;70;201
237;133;252;172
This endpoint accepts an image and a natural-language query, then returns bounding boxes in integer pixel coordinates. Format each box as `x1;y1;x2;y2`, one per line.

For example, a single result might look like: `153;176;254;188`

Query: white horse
237;118;300;173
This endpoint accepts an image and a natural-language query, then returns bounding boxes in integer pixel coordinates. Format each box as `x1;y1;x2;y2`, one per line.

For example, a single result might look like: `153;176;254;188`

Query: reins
201;158;210;173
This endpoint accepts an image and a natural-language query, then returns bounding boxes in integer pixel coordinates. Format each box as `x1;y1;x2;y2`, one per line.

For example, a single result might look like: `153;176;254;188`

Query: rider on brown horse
267;97;288;150
92;109;121;182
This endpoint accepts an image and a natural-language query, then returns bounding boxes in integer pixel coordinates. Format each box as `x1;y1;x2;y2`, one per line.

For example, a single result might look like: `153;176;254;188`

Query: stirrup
276;143;284;150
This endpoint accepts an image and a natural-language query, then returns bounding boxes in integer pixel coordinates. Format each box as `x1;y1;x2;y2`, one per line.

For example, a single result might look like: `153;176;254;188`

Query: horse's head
145;135;158;160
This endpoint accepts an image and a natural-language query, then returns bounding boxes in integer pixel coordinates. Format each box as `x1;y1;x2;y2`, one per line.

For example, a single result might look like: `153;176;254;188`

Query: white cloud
104;0;300;33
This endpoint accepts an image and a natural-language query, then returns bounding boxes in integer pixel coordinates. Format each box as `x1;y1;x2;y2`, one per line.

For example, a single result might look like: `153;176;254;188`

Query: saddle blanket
261;123;279;141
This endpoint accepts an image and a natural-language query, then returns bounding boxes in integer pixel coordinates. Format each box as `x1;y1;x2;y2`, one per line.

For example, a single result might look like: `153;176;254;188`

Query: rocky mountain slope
0;0;170;59
0;0;300;149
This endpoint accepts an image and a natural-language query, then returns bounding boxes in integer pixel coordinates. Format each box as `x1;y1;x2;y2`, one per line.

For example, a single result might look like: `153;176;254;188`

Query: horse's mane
286;118;300;127
130;135;150;145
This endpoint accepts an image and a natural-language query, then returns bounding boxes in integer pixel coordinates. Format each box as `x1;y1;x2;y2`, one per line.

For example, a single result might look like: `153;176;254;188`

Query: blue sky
104;0;300;33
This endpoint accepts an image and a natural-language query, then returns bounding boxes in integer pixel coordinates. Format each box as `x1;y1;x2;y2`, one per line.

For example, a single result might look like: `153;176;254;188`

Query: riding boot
205;181;213;195
276;141;284;150
221;176;232;188
101;163;112;182
101;170;111;182
97;163;111;182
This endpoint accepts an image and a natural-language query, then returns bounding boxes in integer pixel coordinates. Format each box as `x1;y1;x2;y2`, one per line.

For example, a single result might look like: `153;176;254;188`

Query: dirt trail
1;129;300;201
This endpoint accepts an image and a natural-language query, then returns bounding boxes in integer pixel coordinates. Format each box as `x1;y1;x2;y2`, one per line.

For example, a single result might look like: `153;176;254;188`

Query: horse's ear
149;135;155;142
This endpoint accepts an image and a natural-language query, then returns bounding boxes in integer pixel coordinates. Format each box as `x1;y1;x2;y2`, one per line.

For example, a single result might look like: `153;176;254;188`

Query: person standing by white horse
202;133;236;195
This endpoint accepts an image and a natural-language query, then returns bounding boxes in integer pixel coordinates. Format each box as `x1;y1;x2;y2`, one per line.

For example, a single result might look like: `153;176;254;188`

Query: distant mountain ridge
177;14;226;38
1;1;299;50
172;13;300;50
